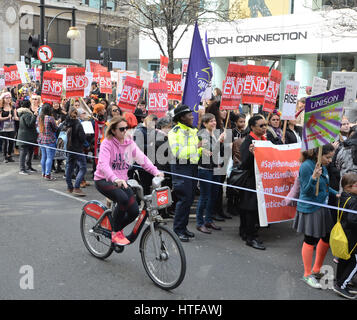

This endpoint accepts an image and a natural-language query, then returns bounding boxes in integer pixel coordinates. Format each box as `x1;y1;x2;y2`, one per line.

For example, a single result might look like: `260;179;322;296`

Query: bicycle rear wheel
140;224;186;290
80;210;114;259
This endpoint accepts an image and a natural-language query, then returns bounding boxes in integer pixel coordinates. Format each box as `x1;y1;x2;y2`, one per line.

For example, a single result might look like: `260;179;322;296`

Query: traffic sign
37;45;54;64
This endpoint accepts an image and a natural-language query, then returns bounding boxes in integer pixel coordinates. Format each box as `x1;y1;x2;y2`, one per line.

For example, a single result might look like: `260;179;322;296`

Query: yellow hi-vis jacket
168;122;202;164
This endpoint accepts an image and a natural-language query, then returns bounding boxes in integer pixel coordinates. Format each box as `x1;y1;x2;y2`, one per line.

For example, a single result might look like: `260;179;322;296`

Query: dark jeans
95;179;139;232
65;154;87;189
196;168;220;226
336;253;357;289
0;131;15;158
171;164;197;235
19;145;34;171
213;174;226;217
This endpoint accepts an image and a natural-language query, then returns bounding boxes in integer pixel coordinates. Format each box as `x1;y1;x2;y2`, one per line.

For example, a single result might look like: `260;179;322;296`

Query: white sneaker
302;275;322;289
19;170;30;175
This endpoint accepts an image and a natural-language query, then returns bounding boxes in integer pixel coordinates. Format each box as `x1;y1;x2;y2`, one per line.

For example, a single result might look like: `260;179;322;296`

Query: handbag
330;197;357;260
227;164;250;195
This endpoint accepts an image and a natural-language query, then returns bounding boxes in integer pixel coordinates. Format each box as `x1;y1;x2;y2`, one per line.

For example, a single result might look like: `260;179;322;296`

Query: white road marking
48;189;88;203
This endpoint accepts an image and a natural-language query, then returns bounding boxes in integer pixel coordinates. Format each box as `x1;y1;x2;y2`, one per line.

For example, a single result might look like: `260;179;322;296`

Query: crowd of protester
1;81;357;299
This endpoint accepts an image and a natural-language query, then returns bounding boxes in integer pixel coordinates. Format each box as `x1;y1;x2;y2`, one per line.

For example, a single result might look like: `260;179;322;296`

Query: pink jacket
94;137;160;183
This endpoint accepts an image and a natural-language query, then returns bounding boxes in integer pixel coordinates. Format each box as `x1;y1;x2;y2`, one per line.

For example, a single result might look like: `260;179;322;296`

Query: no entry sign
37;45;54;64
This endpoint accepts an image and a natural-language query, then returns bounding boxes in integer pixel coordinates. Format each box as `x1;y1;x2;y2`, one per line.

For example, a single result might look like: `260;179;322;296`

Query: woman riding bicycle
94;116;163;246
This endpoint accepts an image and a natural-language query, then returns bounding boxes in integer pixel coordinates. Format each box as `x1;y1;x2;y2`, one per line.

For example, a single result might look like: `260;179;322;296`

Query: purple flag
182;22;212;127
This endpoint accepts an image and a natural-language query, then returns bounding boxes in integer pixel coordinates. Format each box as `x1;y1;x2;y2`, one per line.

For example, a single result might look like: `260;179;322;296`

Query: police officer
168;105;202;242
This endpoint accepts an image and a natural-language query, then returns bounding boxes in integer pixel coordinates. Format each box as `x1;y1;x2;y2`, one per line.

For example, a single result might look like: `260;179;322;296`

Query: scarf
249;131;267;141
272;126;283;139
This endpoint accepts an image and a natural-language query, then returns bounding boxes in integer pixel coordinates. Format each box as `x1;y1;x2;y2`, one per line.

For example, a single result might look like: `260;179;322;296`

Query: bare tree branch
114;0;244;72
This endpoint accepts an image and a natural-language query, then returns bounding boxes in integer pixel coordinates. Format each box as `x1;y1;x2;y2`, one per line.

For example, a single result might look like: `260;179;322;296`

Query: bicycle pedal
114;245;125;253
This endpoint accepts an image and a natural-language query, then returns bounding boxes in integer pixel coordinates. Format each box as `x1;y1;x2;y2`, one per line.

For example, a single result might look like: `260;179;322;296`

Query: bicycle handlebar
127;177;165;202
127;179;145;200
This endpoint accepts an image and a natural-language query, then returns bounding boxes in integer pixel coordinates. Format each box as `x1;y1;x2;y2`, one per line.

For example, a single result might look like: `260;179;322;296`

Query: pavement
0;151;350;301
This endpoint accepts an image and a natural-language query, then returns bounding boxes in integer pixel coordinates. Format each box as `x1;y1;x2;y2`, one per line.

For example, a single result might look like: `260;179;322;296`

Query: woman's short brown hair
105;116;127;139
201;112;215;124
341;172;357;190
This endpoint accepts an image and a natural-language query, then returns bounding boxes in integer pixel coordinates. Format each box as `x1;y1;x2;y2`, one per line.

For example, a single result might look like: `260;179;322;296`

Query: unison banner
118;76;143;113
220;64;246;110
166;73;182;101
66;67;86;98
41;72;63;103
242;65;269;105
254;140;301;227
148;82;168;117
262;69;282;113
302;87;346;151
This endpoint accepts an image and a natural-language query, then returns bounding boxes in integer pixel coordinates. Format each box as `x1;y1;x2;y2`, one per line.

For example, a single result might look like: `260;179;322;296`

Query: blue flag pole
182;22;212;127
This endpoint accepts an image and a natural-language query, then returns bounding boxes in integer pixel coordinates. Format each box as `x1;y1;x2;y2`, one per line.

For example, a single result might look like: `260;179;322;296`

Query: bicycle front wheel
140;224;186;290
80;210;113;260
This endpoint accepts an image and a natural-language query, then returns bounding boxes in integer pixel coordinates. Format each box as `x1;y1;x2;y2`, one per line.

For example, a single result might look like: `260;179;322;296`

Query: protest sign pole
267;112;272;123
79;97;93;116
315;146;323;196
225;111;231;129
282;120;287;143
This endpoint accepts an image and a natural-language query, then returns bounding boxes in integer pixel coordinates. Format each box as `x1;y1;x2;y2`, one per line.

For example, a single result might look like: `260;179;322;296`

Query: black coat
154;129;170;172
62;118;86;153
238;134;258;211
284;126;302;144
340;192;357;254
16;108;38;146
266;126;283;145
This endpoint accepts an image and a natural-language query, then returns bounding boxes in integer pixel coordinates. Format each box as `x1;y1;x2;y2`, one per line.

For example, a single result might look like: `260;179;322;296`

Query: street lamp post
38;0;80;90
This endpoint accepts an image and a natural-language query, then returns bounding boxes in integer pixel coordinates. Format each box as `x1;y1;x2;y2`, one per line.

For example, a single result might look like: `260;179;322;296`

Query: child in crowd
333;172;357;299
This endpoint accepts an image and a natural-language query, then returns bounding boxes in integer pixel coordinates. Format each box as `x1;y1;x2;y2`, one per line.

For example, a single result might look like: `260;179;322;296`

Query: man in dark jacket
17;99;38;174
63;107;87;196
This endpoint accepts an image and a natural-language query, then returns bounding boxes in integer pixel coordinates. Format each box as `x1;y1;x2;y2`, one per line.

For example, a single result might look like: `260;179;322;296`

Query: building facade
0;0;136;70
138;0;357;118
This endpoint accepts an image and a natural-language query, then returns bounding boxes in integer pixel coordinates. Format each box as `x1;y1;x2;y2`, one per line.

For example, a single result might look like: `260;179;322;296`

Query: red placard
220;64;246;110
4;65;21;87
99;72;112;94
66;67;86;98
148;82;168;117
166;73;182;101
242;65;270;105
159;55;169;83
41;72;63;103
90;61;108;73
262;69;282;113
118;76;144;113
254;142;300;225
92;72;100;84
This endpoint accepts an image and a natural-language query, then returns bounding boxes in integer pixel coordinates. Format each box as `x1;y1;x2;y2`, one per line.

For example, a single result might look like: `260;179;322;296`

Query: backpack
54;126;72;160
330;197;357;260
